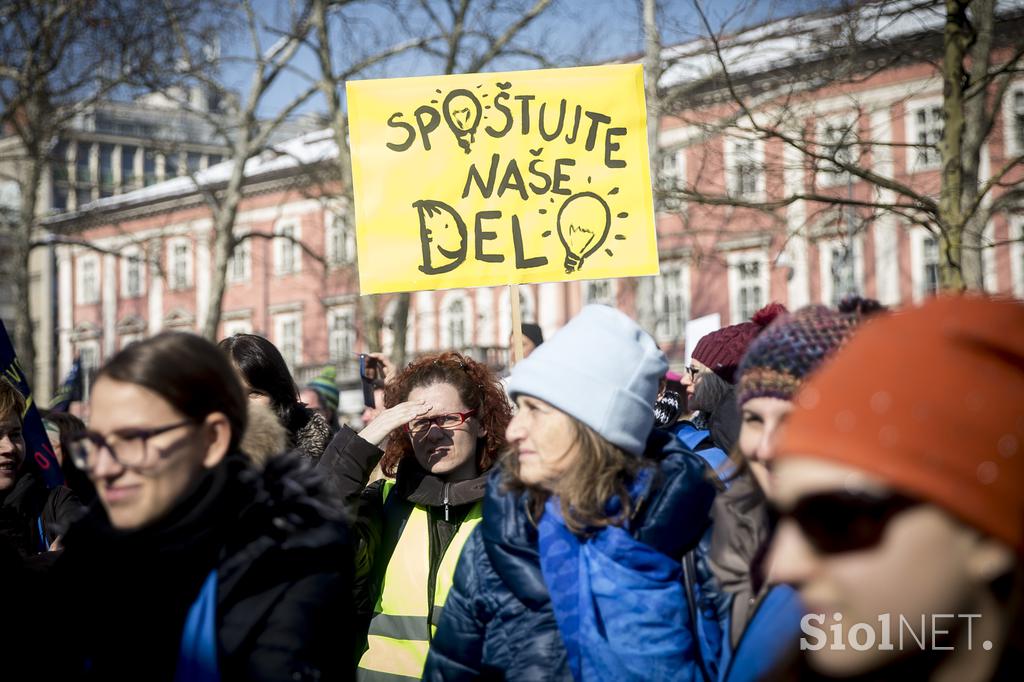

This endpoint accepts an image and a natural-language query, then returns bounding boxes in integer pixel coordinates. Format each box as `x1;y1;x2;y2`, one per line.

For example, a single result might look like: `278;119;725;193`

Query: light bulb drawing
442;89;482;154
556;192;611;273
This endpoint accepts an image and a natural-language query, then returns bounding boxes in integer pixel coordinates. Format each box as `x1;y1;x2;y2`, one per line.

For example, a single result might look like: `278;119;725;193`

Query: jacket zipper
443;482;451;522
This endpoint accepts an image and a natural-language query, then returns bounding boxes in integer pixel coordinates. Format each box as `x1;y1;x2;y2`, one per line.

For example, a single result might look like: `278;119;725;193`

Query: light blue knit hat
508;304;667;456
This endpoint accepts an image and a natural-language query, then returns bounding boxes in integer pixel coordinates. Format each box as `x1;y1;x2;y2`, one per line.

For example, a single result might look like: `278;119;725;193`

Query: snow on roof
659;0;1022;89
50;127;337;222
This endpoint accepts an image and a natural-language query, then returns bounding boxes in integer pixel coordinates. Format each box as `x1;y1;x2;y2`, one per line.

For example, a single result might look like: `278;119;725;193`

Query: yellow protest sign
346;64;658;294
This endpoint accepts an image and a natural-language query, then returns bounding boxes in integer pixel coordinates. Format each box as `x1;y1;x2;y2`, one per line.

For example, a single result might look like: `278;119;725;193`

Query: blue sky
218;0;825;120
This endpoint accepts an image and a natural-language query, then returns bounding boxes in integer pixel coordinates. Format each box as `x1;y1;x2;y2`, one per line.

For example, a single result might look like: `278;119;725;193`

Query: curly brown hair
379;351;512;478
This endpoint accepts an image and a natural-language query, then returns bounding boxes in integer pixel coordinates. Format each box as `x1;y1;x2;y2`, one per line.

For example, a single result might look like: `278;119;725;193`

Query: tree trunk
636;0;663;333
391;292;411;368
959;0;996;290
13;154;42;385
200;150;247;340
937;0;970;290
360;295;382;353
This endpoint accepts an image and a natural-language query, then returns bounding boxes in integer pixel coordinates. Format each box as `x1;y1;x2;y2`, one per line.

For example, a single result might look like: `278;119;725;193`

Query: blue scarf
537;471;699;682
175;569;220;682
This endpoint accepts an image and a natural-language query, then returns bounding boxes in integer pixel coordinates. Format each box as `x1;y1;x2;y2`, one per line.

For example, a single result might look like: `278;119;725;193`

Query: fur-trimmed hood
240;401;289;467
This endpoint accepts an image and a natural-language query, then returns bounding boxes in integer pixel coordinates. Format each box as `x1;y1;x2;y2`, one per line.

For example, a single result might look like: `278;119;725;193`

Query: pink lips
102;484;141;503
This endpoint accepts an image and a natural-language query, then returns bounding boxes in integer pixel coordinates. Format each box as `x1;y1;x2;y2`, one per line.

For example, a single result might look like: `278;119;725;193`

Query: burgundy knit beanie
691;303;786;383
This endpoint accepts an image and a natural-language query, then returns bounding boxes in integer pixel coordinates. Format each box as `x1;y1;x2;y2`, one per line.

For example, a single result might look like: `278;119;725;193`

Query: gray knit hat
508;305;667;456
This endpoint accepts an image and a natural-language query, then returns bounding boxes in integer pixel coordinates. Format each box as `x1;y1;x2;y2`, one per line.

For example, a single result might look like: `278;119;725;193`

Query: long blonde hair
503;415;648;537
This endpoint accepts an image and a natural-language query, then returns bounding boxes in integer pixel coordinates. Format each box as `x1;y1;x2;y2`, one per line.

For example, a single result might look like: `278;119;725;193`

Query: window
164;152;179;179
77;341;100;398
818;237;864;307
818;118;857;187
186;152;202;175
583;279;617;307
99;143;114;188
827;244;856;306
227;234;251;283
1011;218;1024;298
658;147;686;210
77;255;100;305
442;297;468;350
143;149;157;186
726;137;763;198
653;262;688;341
274;222;301;275
1005;88;1024;155
327;307;355;375
75;142;91;183
910;228;943;302
121;145;137;185
207;154;223;167
737;261;763;320
728;252;769;324
326;210;356;265
660;148;686;188
922;236;940;297
120;247;145;299
167;238;192;290
274;314;302;370
52;185;68;212
909;103;944;170
75;187;93;208
50;140;69;181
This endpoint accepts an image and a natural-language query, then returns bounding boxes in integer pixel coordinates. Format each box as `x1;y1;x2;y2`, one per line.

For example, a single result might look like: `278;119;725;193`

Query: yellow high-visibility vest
357;481;483;681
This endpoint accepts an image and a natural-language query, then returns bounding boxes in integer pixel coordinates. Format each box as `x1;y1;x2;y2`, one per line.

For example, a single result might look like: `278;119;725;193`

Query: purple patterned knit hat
736;304;863;406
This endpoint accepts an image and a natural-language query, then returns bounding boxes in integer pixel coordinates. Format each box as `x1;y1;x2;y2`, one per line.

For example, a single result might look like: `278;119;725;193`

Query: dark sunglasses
775;489;920;555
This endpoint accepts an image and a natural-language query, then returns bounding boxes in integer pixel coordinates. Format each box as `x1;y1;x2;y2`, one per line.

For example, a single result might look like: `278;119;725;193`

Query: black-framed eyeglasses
684;365;700;380
404;410;477;435
774;489;920;555
69;419;196;473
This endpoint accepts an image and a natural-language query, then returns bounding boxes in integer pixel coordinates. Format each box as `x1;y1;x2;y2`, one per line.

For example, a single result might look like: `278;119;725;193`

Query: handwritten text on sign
347;64;659;294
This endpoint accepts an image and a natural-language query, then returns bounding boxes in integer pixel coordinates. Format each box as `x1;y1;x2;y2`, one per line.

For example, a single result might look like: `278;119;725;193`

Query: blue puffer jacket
423;430;718;681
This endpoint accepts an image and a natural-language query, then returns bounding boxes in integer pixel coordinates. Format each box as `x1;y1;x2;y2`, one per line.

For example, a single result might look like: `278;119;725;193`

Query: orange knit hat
776;295;1024;549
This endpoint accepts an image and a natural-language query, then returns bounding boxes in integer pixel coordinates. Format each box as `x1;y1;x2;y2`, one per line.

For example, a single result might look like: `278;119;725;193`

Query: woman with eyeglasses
316;351;512;680
50;332;353;681
767;295;1023;680
423;305;718;681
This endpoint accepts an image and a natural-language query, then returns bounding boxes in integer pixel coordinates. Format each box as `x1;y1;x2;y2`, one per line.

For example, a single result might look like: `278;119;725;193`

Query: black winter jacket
0;468;82;557
423;429;717;681
50;453;354;682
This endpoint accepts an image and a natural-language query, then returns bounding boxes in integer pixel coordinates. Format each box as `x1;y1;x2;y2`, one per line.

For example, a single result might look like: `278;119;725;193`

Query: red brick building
49;4;1024;418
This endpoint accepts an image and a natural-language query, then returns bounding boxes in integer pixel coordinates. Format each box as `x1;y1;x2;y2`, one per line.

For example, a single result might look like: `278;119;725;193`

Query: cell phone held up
359;354;382;408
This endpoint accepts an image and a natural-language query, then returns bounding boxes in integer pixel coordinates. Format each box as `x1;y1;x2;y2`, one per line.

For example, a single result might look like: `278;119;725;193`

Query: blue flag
0;320;65;488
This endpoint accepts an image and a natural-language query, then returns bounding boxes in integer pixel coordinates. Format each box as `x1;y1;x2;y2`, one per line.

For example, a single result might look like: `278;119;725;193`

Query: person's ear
966;534;1015;584
201;412;232;468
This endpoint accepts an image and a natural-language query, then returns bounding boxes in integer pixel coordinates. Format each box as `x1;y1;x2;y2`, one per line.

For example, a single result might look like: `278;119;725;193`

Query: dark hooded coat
47;453;354;682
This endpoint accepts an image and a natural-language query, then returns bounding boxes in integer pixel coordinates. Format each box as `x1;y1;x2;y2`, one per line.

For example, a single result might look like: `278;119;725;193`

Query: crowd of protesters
0;292;1021;681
